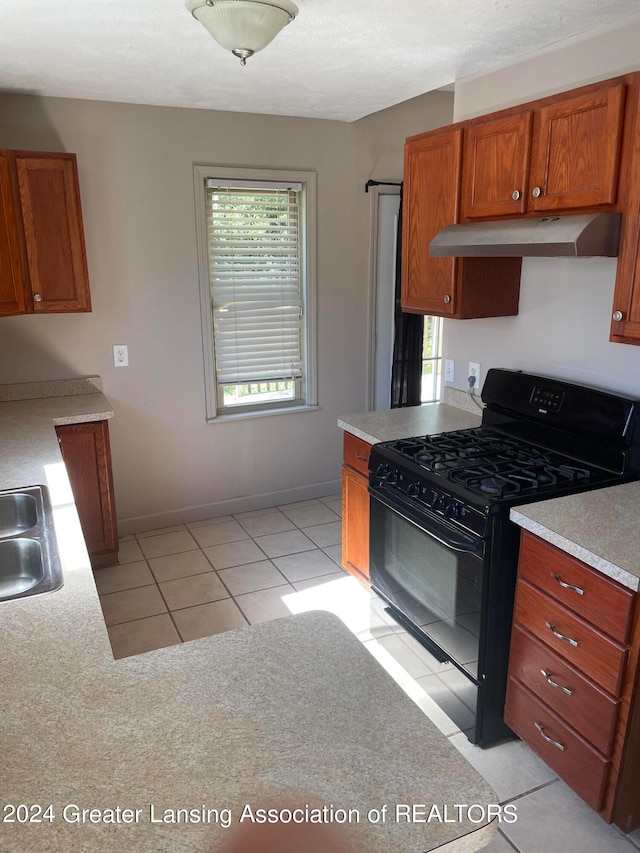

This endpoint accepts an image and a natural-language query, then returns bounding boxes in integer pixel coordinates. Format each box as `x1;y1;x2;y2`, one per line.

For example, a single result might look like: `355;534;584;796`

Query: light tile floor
94;496;640;853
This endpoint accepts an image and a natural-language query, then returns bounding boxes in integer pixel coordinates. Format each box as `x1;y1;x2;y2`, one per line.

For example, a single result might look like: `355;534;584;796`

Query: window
194;167;316;420
421;315;443;403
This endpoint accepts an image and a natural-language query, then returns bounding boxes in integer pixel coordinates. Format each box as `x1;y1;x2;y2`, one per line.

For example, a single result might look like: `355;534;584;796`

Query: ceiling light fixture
185;0;299;66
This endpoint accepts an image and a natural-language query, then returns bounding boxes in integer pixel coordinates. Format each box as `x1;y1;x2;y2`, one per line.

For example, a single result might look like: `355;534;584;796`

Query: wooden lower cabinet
505;531;640;830
341;432;372;583
56;420;118;567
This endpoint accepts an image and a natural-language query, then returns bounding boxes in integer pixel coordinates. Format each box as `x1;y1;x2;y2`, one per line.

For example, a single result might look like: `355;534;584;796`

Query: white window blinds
205;183;304;387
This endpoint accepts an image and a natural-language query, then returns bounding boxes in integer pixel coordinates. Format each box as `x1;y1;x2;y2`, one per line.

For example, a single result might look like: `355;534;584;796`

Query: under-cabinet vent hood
429;213;622;258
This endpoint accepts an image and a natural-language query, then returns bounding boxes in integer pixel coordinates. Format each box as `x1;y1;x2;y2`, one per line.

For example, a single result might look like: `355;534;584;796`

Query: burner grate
389;428;596;499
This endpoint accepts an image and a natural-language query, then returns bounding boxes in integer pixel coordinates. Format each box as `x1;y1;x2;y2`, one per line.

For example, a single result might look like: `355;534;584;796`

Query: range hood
429;213;622;258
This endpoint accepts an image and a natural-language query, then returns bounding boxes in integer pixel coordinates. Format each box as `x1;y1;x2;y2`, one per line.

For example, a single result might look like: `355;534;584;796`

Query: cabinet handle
612;310;624;322
34;293;43;303
443;294;451;304
541;669;573;696
534;721;565;751
355;454;368;461
545;621;578;647
512;190;521;200
532;187;542;198
551;573;584;595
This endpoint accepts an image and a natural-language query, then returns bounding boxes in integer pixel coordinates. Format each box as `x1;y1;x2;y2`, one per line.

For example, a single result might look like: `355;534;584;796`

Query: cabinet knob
34;293;43;303
512;190;521;201
443;294;451;304
612;310;624;322
531;187;542;198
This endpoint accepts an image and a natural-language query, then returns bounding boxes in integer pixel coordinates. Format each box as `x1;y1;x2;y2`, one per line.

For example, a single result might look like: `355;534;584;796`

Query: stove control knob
376;464;391;480
445;501;461;520
407;482;421;497
386;470;398;485
432;495;445;512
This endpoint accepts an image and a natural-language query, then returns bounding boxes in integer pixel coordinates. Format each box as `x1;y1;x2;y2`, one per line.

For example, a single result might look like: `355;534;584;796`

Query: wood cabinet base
56;420;118;566
507;531;640;831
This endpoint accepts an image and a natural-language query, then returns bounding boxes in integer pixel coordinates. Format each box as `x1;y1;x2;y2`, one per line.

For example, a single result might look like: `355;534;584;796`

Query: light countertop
338;402;482;446
0;386;497;852
510;481;640;592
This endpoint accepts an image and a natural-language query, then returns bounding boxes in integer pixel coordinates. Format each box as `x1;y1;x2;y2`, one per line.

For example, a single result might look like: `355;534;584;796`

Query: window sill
207;404;320;424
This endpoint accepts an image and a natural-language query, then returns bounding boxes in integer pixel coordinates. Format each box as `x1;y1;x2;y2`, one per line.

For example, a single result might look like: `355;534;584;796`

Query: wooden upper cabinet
0;154;27;317
0;150;91;317
402;128;462;315
15;153;91;312
461;112;532;219
401;127;521;318
529;82;625;212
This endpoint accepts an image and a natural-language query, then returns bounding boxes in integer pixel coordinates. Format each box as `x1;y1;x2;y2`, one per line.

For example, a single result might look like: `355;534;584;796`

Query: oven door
369;487;485;681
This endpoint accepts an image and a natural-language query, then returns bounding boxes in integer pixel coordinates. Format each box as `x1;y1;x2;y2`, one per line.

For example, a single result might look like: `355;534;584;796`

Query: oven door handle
369;488;484;555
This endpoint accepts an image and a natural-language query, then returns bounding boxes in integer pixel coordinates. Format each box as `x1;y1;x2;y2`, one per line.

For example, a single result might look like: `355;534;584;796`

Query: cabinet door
0;154;27;317
342;465;369;581
401;129;462;315
15;153;92;312
56;421;118;562
529;83;625;212
461;113;532;219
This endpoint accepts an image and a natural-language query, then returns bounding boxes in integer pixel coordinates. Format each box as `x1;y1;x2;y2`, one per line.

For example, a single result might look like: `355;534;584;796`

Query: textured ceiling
1;0;640;121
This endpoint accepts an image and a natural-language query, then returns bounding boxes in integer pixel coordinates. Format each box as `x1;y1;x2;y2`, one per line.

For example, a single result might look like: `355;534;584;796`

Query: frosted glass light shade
186;0;298;61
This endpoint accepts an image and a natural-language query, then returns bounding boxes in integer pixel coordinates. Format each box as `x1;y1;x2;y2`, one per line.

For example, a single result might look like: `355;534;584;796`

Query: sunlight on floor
281;575;374;637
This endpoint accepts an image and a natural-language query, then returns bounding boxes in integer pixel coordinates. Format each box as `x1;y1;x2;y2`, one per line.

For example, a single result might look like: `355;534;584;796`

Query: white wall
0;91;452;532
0;97;360;532
447;16;640;398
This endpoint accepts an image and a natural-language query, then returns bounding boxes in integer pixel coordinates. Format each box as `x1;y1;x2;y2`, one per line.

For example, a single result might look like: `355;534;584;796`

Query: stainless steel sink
0;486;63;603
0;492;38;537
0;538;45;597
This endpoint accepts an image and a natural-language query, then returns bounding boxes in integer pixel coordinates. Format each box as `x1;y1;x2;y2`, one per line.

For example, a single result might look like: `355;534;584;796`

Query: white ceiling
2;0;640;122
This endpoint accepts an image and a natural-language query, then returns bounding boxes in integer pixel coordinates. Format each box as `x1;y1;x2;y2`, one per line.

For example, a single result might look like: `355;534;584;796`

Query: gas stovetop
384;427;611;500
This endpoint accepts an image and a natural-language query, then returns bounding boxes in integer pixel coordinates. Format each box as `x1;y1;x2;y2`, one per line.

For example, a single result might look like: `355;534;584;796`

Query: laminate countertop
0;383;498;852
510;480;640;592
338;402;482;446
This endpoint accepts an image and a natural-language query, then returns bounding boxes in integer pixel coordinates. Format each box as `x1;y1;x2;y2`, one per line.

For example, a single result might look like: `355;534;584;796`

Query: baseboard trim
117;479;342;536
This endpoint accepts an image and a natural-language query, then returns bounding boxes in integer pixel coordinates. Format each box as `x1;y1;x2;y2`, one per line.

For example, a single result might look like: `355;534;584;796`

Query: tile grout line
496;827;521;852
499;777;559;807
98;501;344;644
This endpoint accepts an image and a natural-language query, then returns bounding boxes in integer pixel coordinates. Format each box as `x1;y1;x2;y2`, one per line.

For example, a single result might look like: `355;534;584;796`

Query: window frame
193;165;317;422
421;315;443;404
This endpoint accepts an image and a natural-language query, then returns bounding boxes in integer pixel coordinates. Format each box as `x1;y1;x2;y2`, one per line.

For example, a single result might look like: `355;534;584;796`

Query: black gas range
368;369;640;746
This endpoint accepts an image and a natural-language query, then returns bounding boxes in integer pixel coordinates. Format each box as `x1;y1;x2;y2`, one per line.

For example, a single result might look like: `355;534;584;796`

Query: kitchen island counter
0;387;498;853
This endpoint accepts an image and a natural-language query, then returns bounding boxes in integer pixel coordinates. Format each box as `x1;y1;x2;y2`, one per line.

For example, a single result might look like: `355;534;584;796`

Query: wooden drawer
514;579;627;696
505;677;610;811
343;432;372;477
509;624;619;755
519;532;635;644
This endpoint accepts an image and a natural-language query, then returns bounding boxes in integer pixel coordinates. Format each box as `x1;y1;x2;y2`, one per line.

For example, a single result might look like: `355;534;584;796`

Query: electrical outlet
468;362;480;388
444;359;454;383
113;345;129;367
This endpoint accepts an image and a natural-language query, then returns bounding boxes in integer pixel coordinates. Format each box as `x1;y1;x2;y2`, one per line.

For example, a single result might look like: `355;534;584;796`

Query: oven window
370;497;483;679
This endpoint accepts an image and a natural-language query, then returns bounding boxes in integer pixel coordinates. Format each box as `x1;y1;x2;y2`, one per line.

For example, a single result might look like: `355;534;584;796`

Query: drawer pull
551;573;584;595
541;669;573;696
535;721;565;751
545;621;578;647
355;454;368;461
